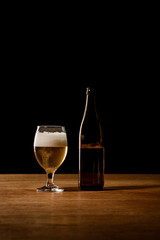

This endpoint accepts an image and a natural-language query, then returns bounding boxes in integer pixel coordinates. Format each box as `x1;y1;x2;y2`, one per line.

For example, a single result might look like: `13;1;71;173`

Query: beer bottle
79;87;105;190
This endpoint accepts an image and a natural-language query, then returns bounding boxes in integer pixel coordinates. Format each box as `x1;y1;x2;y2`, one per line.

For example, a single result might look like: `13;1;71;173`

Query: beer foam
34;132;67;147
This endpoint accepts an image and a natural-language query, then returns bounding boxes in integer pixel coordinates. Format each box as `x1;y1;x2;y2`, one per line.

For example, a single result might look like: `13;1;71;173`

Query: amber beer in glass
34;125;68;192
34;146;67;173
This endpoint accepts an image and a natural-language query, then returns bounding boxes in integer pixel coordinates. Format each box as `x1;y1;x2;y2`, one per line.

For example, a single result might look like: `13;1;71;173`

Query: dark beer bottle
79;87;105;190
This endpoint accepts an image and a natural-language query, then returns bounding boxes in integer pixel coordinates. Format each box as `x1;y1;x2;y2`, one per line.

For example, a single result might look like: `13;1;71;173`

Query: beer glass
33;125;68;192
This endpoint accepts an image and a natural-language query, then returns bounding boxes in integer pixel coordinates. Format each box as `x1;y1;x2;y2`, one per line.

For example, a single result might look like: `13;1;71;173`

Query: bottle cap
86;87;95;94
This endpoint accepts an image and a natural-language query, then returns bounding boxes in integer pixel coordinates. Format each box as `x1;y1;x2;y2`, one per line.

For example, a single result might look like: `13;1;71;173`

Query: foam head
34;131;67;147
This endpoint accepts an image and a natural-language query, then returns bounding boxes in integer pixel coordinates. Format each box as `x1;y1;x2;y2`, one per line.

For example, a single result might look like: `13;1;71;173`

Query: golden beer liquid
34;146;68;173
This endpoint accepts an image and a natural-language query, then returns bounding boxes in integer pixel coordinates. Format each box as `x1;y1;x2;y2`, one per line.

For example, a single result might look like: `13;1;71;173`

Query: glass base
36;185;64;192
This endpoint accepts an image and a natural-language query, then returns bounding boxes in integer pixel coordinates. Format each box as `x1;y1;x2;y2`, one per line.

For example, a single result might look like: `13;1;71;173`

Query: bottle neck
80;88;103;145
85;88;98;119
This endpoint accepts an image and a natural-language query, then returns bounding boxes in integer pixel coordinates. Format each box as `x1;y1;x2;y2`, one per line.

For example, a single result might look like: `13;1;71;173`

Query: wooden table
0;174;160;240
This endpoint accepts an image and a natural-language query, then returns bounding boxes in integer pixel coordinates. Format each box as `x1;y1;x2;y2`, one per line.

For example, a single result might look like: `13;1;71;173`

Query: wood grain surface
0;174;160;240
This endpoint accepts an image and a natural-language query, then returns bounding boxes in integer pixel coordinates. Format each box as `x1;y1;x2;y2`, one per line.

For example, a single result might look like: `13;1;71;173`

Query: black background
1;5;159;174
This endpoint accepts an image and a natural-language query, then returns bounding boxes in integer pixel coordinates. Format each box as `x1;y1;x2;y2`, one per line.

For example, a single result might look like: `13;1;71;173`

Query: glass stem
46;172;55;187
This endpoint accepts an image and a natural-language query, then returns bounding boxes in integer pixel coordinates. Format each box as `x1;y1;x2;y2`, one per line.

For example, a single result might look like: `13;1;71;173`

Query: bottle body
80;143;104;190
79;88;105;190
